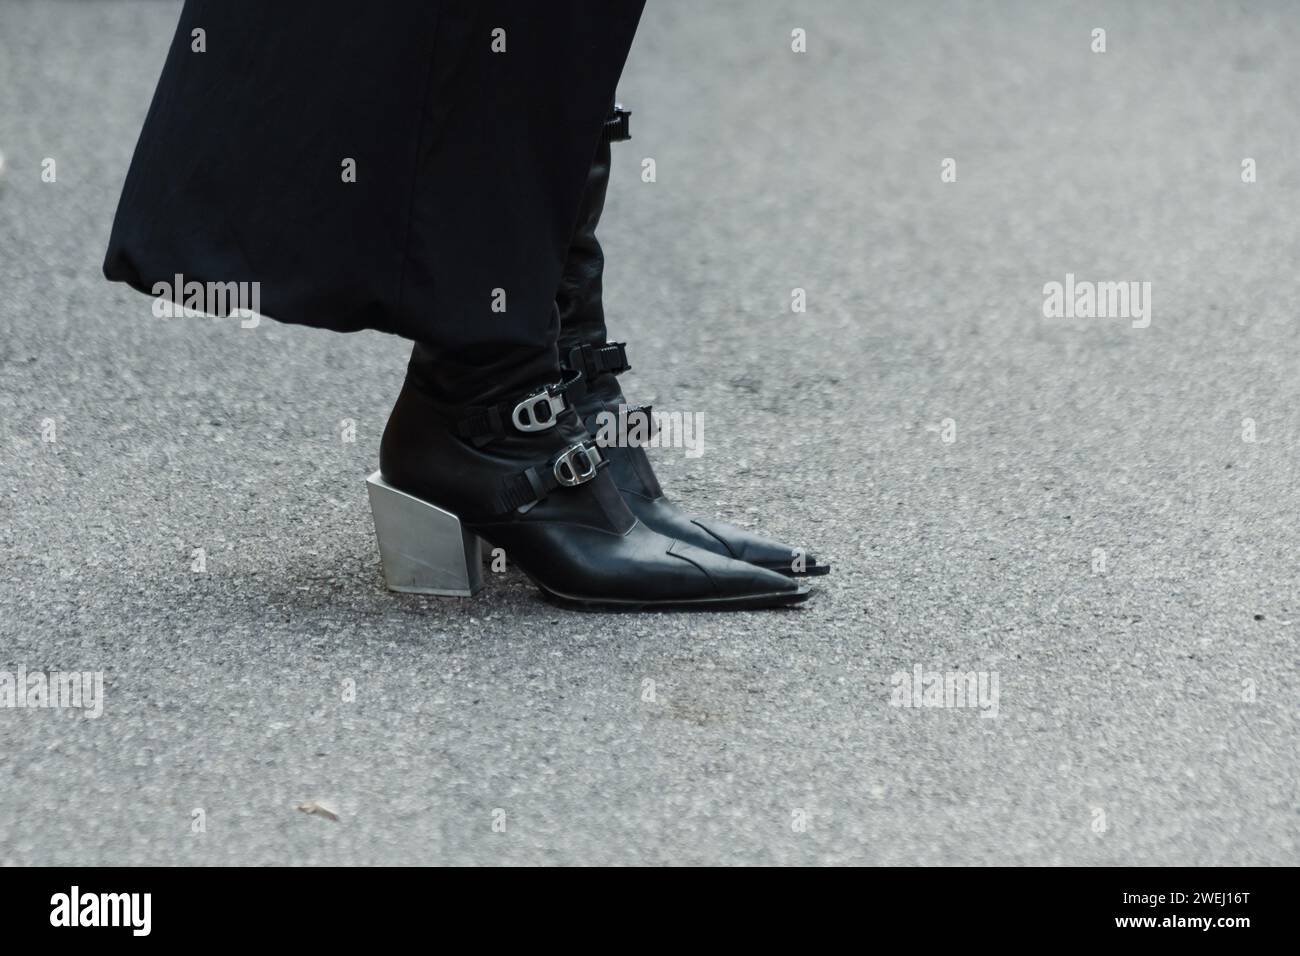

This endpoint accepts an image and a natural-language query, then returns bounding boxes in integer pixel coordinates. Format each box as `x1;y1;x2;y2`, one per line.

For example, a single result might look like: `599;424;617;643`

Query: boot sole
530;579;814;612
759;561;832;577
481;547;830;577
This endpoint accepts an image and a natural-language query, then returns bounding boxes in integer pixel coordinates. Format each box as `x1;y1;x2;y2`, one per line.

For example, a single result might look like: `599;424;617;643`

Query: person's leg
379;5;810;608
101;0;811;607
554;105;830;577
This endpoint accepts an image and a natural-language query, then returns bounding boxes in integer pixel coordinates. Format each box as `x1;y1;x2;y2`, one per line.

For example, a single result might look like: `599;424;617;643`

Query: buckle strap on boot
494;440;607;513
565;342;631;382
603;105;631;143
454;368;582;444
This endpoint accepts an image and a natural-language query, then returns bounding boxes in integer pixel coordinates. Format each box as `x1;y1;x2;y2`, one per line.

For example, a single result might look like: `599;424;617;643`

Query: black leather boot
374;344;813;610
555;107;830;577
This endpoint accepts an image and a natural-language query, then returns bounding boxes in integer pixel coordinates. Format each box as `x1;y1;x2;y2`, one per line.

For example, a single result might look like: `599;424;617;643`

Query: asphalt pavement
0;0;1296;864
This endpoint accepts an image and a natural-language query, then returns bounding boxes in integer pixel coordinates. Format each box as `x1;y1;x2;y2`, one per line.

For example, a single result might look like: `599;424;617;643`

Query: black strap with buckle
565;342;631;383
493;440;607;513
603;105;631;143
455;368;582;444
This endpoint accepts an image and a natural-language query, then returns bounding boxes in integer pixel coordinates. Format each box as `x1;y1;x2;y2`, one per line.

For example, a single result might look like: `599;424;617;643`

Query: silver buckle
511;388;566;432
553;442;603;487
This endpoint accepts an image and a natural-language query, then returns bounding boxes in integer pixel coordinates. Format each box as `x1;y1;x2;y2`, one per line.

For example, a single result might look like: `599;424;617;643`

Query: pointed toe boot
371;347;813;610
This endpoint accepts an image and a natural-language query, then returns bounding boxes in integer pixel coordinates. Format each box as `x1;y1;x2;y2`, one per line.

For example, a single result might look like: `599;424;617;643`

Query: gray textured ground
1;0;1297;865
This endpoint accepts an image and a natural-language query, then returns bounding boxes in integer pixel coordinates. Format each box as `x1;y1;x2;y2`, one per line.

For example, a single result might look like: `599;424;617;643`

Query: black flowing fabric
104;0;645;399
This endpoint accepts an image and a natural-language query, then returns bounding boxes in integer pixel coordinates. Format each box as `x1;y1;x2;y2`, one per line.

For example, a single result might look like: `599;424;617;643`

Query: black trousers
104;1;645;398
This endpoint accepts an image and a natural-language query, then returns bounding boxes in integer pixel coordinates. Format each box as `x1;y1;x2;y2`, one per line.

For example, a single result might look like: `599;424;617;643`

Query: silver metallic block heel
365;471;484;596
